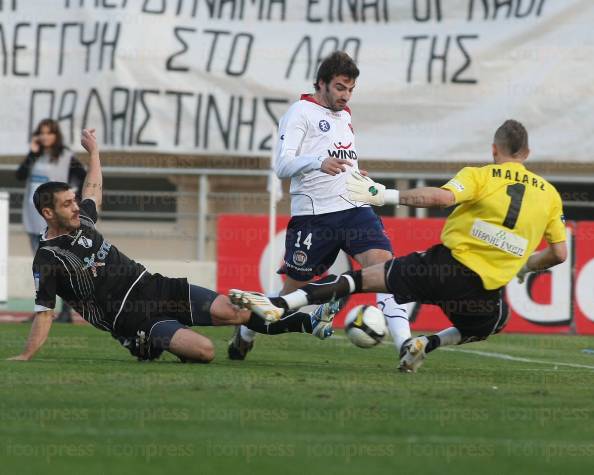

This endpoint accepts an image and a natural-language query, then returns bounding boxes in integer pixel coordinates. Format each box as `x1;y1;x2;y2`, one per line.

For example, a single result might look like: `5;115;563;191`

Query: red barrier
217;215;589;334
575;222;594;335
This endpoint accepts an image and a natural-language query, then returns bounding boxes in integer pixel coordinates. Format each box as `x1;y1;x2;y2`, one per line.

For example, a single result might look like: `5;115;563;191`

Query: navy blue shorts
282;207;392;281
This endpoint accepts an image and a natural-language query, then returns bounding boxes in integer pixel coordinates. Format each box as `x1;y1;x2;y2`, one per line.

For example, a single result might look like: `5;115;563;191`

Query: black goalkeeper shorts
384;244;509;339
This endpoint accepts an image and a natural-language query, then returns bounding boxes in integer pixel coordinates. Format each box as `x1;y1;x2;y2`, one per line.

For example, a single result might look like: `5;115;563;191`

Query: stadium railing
0;163;593;263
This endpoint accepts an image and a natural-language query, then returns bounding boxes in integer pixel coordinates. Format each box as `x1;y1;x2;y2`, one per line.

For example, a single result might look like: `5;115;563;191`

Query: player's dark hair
314;51;360;91
494;120;529;157
33;181;71;216
32;118;66;161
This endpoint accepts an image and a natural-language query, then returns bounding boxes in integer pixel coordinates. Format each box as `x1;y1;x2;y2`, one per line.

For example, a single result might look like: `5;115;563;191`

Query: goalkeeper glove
347;171;399;206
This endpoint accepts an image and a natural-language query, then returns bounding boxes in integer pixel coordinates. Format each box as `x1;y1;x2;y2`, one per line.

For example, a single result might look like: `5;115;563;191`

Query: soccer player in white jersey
229;52;410;359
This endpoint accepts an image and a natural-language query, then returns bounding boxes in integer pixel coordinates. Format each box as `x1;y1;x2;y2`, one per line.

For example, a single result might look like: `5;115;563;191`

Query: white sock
240;325;257;343
436;327;462;347
377;293;410;352
282;289;309;310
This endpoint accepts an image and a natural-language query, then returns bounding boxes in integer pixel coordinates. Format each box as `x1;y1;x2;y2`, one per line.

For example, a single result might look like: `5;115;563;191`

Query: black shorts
385;244;509;339
282;207;392;281
112;273;218;358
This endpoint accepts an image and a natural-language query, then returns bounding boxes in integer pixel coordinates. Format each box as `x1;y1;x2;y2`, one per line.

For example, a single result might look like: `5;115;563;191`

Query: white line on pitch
442;348;594;370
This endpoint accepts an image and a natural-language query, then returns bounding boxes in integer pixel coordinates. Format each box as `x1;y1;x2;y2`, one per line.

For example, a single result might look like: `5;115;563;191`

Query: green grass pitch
2;324;594;474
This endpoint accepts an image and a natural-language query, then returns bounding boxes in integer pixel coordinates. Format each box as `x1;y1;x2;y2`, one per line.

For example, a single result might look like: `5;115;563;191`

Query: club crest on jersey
83;253;105;277
293;250;308;267
319;120;331;132
77;236;93;249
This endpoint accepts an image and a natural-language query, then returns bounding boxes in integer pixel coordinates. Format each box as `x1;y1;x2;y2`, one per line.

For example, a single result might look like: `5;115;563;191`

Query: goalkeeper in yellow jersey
229;120;567;372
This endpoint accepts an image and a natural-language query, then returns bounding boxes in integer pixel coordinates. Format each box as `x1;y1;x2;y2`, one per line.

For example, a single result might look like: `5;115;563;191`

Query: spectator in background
16;119;86;323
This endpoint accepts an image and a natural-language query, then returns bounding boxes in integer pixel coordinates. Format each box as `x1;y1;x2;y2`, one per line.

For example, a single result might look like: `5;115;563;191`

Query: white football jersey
275;95;366;216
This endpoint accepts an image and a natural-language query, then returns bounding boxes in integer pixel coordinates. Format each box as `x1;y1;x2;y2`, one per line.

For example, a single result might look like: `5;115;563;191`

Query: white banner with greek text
0;0;592;162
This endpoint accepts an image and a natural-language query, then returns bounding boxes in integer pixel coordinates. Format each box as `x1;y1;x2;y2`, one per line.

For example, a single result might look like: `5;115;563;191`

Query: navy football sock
246;311;313;334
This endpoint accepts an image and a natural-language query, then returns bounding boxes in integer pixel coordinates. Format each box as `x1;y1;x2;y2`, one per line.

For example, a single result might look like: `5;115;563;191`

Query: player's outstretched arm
81;128;103;208
7;310;54;361
517;241;567;283
347;171;454;208
399;187;455;208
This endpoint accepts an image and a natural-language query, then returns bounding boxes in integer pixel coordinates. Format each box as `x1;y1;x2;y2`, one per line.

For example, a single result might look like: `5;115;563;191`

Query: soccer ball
344;305;387;348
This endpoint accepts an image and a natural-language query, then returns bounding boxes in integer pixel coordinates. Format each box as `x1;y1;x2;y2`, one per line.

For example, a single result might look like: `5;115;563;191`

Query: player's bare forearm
8;311;53;361
399;187;455;208
526;242;567;271
81;128;103;208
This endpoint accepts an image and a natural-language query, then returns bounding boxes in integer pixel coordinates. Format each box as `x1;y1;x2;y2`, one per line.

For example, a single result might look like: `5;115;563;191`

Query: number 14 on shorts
295;231;313;250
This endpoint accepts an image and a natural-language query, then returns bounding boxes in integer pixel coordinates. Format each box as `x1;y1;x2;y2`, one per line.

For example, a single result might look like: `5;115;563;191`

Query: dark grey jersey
33;199;146;331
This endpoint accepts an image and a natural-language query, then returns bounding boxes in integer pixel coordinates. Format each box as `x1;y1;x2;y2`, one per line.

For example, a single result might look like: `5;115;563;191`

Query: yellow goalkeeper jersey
440;161;566;290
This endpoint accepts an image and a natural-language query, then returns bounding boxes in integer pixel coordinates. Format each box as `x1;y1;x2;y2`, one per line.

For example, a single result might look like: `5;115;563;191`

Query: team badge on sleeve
319;120;330;132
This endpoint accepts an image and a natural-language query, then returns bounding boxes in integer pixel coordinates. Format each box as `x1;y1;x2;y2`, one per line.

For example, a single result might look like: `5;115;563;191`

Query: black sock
299;273;356;306
426;335;441;353
279;311;313;334
269;296;289;310
345;270;363;292
246;311;312;335
245;313;268;334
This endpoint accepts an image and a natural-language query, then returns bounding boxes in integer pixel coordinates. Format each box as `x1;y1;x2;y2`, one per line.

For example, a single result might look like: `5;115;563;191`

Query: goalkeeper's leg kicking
231;244;510;373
